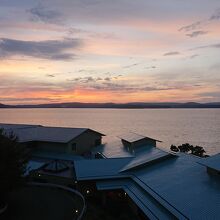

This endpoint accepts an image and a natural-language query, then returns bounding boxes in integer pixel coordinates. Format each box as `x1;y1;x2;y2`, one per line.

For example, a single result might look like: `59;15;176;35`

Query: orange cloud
1;82;217;105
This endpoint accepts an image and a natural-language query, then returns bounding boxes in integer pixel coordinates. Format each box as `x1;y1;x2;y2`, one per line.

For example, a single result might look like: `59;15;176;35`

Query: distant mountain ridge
0;102;220;108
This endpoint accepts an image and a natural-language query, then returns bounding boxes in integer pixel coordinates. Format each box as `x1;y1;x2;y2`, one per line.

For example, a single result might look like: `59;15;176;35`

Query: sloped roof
198;153;220;171
131;153;220;220
75;147;173;180
74;151;220;219
0;123;40;130
120;148;175;172
74;157;131;180
118;132;161;143
14;126;88;143
0;123;104;143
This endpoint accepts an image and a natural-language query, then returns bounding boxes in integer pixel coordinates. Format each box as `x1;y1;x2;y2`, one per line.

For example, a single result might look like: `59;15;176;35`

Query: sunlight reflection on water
0;108;219;155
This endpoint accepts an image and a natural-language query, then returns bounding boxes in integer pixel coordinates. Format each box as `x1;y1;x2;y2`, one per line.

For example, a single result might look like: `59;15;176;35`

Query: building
0;123;105;187
118;132;161;150
74;137;220;220
92;131;161;158
0;123;105;155
1;123;220;219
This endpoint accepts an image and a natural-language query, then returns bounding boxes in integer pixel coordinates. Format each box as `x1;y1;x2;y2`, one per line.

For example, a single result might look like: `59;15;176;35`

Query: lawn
2;185;83;220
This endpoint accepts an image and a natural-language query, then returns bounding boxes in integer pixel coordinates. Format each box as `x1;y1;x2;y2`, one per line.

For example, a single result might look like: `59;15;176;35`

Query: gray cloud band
0;38;82;60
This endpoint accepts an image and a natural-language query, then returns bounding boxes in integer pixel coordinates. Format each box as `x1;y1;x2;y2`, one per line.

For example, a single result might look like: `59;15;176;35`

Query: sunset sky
0;0;220;104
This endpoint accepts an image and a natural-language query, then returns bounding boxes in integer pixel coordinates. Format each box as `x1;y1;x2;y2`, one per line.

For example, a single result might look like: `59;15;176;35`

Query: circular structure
42;160;69;173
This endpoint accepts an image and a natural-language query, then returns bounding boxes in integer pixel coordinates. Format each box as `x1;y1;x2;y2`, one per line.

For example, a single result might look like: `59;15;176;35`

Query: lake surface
0;108;219;155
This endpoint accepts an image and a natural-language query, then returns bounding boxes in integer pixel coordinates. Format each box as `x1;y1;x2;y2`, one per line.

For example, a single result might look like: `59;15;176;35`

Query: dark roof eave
17;128;105;144
18;139;69;144
121;137;162;144
87;128;106;136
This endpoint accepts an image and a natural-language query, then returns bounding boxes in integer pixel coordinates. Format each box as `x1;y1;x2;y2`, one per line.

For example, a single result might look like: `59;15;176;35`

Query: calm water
0;108;219;155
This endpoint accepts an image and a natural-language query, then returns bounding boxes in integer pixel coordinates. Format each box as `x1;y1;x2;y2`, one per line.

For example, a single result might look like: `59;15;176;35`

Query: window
95;139;101;146
72;143;77;152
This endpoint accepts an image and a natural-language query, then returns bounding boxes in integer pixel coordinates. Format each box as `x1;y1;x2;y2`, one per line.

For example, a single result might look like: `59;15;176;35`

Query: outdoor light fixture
86;190;90;194
75;209;78;213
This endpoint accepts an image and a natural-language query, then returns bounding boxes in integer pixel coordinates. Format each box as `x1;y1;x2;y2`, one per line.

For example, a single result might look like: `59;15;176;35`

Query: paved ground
3;186;82;220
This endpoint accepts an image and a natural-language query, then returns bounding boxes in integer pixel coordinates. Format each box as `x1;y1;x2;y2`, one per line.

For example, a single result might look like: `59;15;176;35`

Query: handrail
28;182;86;220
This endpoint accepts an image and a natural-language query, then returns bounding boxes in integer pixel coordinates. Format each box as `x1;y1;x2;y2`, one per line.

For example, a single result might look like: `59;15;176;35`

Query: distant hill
0;102;220;108
0;103;10;108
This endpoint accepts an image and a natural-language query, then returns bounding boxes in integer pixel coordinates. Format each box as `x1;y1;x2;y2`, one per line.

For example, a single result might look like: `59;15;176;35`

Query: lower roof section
198;153;220;171
74;157;131;180
130;153;220;220
119;147;175;172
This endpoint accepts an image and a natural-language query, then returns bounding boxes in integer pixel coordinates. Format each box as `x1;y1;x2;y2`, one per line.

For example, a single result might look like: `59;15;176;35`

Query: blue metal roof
0;123;40;130
129;154;220;220
118;132;161;143
198;153;220;171
0;123;104;143
74;151;220;219
15;126;88;143
74;157;131;180
120;147;175;172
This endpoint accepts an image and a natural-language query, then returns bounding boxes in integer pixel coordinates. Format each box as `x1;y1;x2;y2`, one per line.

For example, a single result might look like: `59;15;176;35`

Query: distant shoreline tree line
170;143;209;157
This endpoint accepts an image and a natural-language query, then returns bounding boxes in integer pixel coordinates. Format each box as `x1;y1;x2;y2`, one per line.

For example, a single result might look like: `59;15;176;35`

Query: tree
191;146;206;157
170;144;179;152
170;143;209;157
0;129;29;205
